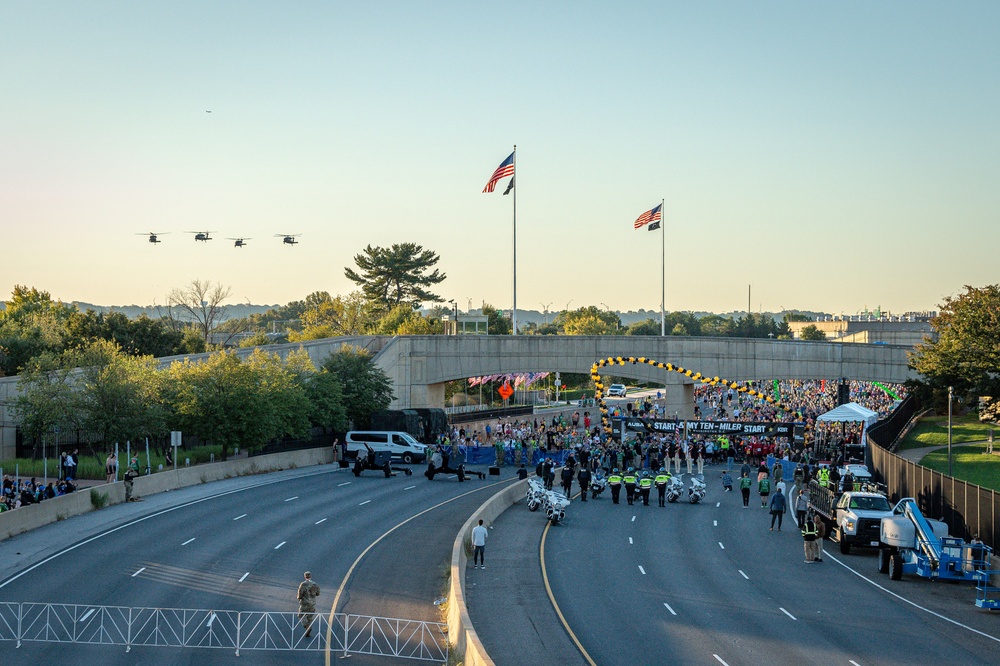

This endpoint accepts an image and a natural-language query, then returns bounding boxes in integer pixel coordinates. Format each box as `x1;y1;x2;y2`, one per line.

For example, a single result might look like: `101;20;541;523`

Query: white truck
808;478;893;554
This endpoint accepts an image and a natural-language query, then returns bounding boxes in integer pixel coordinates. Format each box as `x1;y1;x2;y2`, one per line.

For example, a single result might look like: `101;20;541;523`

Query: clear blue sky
2;2;997;316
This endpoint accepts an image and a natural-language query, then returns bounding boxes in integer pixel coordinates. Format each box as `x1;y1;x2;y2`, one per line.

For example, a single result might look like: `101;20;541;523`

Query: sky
2;2;998;317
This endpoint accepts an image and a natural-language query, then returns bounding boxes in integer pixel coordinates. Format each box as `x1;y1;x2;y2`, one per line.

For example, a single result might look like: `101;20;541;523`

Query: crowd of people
1;475;77;511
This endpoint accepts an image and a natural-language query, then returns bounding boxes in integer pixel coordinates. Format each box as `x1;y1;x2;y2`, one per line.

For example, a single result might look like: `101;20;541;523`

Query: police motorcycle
526;477;547;512
665;475;685;503
589;471;607;500
688;476;706;504
545;489;570;524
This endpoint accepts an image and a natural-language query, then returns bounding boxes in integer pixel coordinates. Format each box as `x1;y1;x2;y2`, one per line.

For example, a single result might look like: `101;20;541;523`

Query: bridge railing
0;602;447;661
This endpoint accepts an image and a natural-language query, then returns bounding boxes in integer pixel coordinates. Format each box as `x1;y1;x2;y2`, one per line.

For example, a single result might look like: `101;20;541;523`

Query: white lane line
713;655;730;666
714;520;718;527
239;572;250;583
284;496;299;502
849;661;862;666
638;566;646;575
79;608;96;622
716;502;721;507
404;486;416;490
827;552;1000;644
131;567;146;578
448;475;457;479
182;538;195;546
718;542;725;550
629;537;633;545
359;500;372;506
337;482;351;487
780;607;797;620
663;602;677;615
739;570;749;580
315;518;327;525
274;541;286;550
631;515;636;522
233;514;247;521
206;612;216;628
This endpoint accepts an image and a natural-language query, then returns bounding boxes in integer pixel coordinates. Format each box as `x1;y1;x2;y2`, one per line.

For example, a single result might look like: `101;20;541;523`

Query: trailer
877;498;992;582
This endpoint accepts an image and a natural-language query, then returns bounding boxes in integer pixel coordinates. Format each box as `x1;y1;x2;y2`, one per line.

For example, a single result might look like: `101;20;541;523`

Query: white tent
816;402;879;427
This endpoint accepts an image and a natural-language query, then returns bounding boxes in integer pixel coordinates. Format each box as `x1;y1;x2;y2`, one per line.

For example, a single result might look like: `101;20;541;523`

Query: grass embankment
0;445;227;481
896;414;994;451
919;443;1000;492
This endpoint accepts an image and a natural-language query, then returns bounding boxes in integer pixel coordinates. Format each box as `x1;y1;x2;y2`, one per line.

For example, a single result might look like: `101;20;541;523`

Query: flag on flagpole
648;220;660;231
633;203;662;229
483;152;515;193
503;176;515;195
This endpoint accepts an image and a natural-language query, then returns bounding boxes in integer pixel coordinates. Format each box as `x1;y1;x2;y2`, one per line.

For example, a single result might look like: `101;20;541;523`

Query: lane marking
182;538;195;546
448;475;457;479
359;500;371;506
713;655;730;666
719;542;725;550
716;502;721;507
337;482;351;487
663;602;677;615
404;486;416;490
0;465;346;591
739;570;749;580
540;521;600;666
326;477;520;666
206;612;216;627
131;567;145;578
233;514;247;521
631;515;636;522
239;572;250;583
629;537;633;545
315;518;327;525
638;566;646;575
284;496;299;502
80;608;96;622
780;607;797;620
826;552;1000;644
274;541;286;550
714;520;718;527
849;661;862;666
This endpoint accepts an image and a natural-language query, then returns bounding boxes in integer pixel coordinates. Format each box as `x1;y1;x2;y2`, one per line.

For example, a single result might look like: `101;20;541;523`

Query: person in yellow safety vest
608;468;623;504
818;467;830;489
801;511;820;563
623;468;638;506
638;471;654;506
654;469;671;507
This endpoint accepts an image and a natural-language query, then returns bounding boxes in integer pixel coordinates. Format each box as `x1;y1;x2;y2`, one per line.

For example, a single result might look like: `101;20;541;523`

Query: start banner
615;418;799;439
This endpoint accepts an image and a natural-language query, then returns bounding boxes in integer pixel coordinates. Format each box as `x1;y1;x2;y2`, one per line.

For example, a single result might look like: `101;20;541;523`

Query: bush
89;489;109;510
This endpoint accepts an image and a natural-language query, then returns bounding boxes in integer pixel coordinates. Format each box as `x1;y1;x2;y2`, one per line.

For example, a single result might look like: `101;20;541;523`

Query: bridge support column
408;382;445;409
664;382;695;420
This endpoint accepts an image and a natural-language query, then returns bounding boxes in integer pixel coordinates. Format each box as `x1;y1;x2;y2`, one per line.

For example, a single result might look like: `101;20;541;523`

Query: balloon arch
590;356;797;438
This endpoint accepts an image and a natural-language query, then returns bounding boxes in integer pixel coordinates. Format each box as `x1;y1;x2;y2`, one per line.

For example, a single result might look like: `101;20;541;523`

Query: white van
345;431;428;464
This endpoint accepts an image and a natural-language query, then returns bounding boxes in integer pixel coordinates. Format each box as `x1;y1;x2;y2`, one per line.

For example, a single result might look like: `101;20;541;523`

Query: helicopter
227;238;251;248
186;231;216;242
137;232;169;244
275;234;301;245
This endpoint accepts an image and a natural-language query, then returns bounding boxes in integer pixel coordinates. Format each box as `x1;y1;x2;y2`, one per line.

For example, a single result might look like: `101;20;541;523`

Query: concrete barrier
1;448;334;541
447;477;527;666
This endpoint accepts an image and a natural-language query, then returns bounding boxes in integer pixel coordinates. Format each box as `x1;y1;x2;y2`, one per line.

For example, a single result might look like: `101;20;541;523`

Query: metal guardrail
0;602;447;661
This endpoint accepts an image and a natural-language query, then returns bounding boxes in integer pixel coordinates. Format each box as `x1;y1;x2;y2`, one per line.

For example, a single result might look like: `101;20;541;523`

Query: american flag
483;152;515;193
634;203;662;229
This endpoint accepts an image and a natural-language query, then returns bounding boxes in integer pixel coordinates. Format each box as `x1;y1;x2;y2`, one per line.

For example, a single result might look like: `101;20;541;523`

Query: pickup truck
808;480;893;554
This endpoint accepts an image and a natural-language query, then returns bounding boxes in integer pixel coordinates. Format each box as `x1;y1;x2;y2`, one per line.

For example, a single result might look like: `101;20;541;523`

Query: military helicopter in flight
227;238;251;248
275;234;301;245
137;232;169;244
186;231;216;242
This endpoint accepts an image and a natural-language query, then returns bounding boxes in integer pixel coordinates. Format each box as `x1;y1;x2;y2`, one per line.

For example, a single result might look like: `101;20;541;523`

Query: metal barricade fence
0;602;447;661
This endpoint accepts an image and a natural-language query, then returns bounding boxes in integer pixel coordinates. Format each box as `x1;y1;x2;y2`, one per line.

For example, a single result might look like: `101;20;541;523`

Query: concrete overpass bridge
0;335;915;458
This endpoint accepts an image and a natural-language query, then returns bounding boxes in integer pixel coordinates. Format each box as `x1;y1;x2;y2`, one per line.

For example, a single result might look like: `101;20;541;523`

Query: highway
0;461;512;664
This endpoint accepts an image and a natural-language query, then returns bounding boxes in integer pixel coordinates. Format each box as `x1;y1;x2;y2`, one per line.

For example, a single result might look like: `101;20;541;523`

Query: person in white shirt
471;519;489;569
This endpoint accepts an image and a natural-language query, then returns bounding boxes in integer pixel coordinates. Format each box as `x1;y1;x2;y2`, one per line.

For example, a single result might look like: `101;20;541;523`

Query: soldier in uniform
297;571;321;637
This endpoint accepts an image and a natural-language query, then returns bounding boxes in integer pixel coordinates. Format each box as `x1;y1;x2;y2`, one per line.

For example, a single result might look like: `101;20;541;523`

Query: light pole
448;299;458;334
540;302;552;325
948;386;953;476
565;299;573;312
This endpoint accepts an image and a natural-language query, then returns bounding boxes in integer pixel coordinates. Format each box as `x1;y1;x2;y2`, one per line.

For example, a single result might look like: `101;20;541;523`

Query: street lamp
539;302;552;325
448;299;458;334
948;386;953;476
565;299;573;312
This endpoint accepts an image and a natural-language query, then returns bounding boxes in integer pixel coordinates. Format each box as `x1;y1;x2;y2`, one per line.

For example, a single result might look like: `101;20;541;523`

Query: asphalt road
539;472;1000;666
0;461;512;665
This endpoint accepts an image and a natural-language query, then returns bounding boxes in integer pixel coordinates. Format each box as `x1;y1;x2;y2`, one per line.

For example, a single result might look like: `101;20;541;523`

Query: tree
799;324;826;341
556;306;621;336
625;318;660;336
481;304;512;335
0;285;78;375
166;279;233;346
700;314;736;337
911;284;1000;396
13;352;81;457
67;310;186;357
321;346;394;429
344;243;446;309
292;291;377;341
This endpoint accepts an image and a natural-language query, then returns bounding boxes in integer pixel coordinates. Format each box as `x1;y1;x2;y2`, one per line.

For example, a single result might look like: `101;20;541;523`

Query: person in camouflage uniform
297;571;320;637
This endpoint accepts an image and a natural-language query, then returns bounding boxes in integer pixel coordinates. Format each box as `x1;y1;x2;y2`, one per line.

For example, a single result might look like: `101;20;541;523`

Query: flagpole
512;144;517;336
660;198;665;337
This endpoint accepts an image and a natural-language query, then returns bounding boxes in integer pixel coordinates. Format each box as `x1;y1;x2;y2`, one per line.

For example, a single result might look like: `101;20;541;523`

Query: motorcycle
666;476;684;503
688;476;706;504
589;474;606;500
526;477;546;512
545;490;570;524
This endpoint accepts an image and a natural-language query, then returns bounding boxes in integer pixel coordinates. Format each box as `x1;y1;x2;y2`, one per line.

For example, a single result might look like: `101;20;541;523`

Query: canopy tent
816;402;879;426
